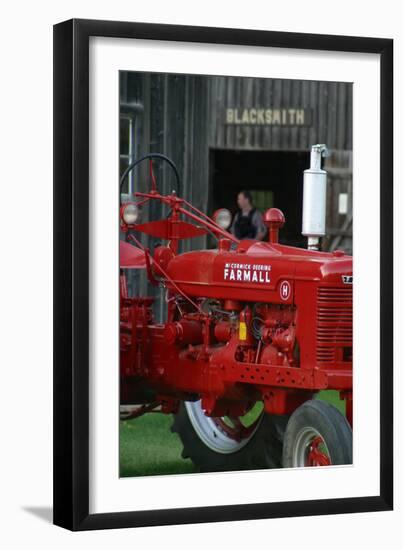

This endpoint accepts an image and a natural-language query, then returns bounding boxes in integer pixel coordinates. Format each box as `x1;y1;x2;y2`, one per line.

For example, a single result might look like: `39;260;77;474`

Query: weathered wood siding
120;72;211;317
121;72;210;211
324;150;353;253
209;77;352;151
121;73;352;205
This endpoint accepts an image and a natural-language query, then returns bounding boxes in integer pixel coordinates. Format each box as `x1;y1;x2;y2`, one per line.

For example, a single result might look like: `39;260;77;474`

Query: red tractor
120;147;352;471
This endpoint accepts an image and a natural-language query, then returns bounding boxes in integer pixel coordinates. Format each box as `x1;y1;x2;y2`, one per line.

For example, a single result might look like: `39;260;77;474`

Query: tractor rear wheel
171;400;287;472
282;399;352;467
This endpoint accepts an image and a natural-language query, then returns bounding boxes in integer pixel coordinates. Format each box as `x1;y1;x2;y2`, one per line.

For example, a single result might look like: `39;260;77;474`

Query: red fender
120;240;146;269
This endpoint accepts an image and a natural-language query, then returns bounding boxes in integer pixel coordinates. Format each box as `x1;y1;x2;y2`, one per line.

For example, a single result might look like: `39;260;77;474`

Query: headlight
213;208;232;230
122;203;139;225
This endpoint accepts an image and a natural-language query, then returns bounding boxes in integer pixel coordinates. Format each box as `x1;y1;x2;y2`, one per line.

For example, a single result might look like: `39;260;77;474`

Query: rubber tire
171;402;288;472
282;399;352;467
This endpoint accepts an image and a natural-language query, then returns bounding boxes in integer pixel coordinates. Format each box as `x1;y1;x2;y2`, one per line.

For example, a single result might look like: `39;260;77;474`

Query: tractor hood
164;239;352;304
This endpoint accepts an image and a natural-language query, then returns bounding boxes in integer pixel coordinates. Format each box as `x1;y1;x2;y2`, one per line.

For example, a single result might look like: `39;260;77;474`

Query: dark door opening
209;149;310;247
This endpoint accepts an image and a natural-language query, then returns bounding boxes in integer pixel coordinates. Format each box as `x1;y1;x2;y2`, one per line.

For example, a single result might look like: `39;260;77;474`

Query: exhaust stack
302;144;330;250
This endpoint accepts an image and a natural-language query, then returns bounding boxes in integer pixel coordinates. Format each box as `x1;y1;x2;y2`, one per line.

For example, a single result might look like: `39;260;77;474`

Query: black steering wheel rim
120;153;181;201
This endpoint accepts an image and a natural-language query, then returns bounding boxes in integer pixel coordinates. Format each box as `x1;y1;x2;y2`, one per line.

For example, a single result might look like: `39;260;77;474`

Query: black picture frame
53;18;393;531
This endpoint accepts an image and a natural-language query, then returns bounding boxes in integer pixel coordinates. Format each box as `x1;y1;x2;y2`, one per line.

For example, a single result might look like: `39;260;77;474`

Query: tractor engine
164;300;296;368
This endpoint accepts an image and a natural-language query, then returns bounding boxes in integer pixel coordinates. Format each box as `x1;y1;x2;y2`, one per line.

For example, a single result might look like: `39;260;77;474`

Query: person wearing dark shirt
231;190;266;240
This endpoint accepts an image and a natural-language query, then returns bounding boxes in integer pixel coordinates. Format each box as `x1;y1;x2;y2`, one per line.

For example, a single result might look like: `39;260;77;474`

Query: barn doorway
209;149;310;247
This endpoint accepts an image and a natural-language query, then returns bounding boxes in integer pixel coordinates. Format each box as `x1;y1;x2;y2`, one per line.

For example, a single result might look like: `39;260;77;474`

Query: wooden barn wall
324;150;353;254
122;73;352;201
121;72;210;318
209;77;352;151
122;73;210;214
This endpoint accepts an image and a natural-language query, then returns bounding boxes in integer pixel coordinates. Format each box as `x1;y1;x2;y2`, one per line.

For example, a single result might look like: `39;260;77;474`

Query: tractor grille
316;285;353;364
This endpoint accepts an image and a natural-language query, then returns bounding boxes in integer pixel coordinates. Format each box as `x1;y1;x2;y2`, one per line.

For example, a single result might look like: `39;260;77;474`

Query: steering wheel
120;153;181;202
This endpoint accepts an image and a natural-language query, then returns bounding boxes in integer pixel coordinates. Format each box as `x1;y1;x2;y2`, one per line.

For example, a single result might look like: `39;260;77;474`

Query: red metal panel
119;240;146;269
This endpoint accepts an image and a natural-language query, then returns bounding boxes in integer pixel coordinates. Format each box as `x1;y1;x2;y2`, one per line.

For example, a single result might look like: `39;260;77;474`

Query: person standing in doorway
231;190;266;240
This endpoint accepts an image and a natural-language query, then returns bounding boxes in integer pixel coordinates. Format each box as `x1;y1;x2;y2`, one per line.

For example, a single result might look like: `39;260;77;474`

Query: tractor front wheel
282;400;352;467
172;401;287;472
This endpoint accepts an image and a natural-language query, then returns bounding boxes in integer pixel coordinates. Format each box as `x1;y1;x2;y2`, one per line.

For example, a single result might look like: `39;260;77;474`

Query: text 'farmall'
224;263;271;283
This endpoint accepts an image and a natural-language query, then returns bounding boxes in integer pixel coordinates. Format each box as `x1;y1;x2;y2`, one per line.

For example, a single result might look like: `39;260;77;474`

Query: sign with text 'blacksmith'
225;108;313;126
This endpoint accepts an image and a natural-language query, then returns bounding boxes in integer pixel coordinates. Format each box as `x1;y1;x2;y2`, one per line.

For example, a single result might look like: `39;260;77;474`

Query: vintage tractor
120;146;353;471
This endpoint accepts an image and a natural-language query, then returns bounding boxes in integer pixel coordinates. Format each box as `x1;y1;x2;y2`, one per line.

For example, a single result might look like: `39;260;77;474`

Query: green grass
120;413;197;477
119;391;345;478
317;389;346;414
